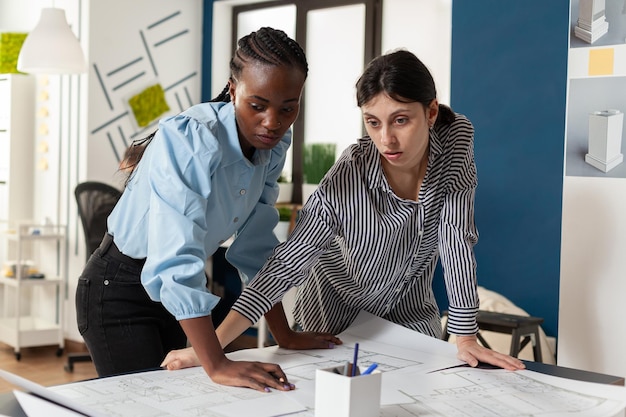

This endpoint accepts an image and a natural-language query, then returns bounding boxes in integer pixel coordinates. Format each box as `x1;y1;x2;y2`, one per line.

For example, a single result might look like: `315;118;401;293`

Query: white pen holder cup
314;366;382;417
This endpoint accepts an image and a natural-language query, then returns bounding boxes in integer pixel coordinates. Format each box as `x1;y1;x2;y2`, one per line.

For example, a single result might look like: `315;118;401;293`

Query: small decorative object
128;83;170;127
585;109;624;172
0;33;28;73
574;0;609;44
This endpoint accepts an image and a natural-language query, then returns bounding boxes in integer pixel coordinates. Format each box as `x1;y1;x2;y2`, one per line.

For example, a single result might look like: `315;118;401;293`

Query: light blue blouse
107;101;290;321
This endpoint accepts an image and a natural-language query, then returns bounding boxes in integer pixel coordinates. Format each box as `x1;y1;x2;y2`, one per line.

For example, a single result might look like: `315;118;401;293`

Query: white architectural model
585;109;624;172
575;0;609;43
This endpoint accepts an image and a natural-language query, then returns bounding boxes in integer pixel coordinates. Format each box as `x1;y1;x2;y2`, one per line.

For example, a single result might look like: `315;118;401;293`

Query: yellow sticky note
589;48;614;76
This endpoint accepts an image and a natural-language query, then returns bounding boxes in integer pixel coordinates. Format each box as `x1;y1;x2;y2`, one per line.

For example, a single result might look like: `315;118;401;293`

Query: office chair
65;181;122;372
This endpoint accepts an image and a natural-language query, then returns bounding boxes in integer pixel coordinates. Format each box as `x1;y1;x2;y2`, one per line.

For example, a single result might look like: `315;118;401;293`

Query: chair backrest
75;181;122;261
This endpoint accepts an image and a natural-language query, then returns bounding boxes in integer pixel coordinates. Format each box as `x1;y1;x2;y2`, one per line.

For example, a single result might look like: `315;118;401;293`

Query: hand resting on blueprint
161;306;342;371
456;335;526;371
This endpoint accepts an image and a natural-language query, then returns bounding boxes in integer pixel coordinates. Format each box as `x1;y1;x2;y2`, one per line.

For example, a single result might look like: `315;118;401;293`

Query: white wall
382;0;452;106
559;177;626;378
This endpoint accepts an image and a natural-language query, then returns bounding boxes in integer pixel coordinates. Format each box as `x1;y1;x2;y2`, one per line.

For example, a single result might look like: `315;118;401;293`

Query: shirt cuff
231;287;273;325
446;305;479;336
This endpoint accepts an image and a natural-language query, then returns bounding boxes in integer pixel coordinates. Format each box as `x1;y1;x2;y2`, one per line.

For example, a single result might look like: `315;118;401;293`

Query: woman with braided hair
75;27;334;391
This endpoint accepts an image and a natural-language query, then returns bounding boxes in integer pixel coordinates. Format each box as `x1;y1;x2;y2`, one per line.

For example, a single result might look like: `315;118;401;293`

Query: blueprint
9;311;624;417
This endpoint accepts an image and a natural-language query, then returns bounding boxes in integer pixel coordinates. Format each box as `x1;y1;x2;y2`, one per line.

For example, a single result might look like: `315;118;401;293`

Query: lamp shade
17;8;87;74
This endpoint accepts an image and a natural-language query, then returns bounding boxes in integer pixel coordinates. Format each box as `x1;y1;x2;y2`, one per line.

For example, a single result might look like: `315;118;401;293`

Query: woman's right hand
209;357;295;393
161;347;294;392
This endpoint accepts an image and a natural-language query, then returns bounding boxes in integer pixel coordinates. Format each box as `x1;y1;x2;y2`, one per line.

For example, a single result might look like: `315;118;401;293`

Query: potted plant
303;143;336;202
274;205;294;242
276;172;293;203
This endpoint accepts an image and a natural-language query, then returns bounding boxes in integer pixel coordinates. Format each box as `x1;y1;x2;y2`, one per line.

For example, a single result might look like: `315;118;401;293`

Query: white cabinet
0;222;66;360
0;74;35;262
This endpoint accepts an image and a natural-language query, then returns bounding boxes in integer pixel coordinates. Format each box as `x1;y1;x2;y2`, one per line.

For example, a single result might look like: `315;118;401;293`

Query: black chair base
64;352;93;372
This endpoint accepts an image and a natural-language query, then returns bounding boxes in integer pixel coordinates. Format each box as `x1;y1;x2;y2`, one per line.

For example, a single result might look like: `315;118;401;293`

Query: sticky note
588;48;614;76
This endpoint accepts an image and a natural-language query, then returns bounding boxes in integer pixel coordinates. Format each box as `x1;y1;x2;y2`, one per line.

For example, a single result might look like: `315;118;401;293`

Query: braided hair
123;27;307;186
211;27;308;102
356;49;455;127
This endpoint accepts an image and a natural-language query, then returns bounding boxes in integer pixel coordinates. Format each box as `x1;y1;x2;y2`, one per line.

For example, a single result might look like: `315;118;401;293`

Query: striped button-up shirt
233;113;480;338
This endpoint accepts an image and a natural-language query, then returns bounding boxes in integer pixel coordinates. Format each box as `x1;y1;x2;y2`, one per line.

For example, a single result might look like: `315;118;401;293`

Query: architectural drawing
35;313;626;417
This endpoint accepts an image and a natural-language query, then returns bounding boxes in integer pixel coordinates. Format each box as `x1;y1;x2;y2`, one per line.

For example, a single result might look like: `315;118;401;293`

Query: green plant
128;83;170;127
0;33;28;73
277;206;293;222
303;143;336;184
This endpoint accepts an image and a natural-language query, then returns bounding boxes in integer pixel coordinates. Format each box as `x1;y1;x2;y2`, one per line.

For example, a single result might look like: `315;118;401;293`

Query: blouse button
233;217;239;223
104;280;109;286
240;189;246;195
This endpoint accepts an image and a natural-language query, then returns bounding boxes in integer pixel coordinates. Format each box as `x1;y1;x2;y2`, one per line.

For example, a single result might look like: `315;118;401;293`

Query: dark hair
355;49;455;126
211;26;308;103
124;27;308;186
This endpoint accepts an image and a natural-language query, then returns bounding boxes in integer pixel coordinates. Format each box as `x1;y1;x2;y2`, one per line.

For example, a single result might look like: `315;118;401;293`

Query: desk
3;311;625;416
1;361;623;416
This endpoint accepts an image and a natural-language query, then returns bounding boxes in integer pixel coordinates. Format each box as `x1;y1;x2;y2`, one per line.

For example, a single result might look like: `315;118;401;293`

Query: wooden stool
443;310;544;362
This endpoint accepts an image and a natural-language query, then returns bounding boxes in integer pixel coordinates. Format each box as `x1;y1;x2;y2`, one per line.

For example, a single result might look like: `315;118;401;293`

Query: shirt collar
218;102;272;167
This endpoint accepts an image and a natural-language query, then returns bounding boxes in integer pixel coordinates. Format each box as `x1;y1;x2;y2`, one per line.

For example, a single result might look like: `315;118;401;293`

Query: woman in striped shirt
163;50;524;372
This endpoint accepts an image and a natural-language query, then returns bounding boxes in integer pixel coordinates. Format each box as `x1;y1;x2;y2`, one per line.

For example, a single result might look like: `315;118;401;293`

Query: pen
351;343;359;377
342;361;350;376
361;363;378;375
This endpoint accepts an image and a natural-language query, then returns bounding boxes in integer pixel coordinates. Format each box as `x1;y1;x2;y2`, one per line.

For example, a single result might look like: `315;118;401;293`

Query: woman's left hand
276;329;343;350
161;347;201;370
455;335;526;371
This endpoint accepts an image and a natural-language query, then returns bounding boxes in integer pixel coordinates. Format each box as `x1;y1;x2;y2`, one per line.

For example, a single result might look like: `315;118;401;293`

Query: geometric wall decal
128;83;170;127
88;7;200;170
0;32;28;73
588;48;614;76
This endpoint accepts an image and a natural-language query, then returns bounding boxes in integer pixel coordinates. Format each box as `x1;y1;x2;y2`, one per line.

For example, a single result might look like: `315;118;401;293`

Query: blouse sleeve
141;114;222;321
232;186;339;325
437;116;481;336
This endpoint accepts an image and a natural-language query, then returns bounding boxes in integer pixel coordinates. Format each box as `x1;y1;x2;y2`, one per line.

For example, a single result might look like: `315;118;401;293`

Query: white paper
2;311;624;417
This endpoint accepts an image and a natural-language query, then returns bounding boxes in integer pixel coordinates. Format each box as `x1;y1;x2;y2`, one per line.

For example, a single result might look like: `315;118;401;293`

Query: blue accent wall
446;1;570;337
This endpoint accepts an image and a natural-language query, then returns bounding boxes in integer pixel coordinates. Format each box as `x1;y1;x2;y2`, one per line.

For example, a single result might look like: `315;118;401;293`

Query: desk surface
1;361;623;416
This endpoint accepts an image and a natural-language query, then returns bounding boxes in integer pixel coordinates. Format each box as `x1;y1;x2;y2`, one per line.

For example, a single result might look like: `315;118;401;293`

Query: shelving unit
0;222;66;360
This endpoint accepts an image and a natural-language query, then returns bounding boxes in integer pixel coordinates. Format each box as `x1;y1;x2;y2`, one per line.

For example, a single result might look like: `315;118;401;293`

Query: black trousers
75;234;187;377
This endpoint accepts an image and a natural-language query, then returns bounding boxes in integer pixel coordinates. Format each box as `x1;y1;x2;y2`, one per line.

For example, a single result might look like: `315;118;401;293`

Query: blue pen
361;363;378;375
351;343;359;377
